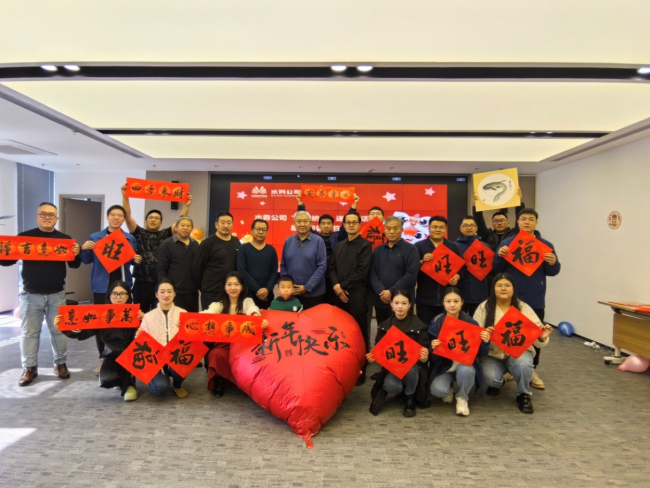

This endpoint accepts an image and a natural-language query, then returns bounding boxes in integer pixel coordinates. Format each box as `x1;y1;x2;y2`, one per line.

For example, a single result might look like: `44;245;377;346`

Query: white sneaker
123;386;138;402
441;389;454;403
456;397;470;416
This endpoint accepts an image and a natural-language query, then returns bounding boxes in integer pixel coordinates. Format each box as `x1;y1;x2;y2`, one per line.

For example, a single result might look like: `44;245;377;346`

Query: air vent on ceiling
0;140;56;156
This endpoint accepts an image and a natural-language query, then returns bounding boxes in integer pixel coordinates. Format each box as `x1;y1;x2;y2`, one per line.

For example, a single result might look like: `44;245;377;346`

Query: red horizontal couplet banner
0;236;76;261
463;239;495;281
178;313;263;344
158;336;209;378
360;216;386;250
433;315;483;366
125;177;189;203
93;228;136;273
300;185;355;203
504;230;553;277
116;332;165;384
57;304;141;331
490;306;543;359
370;326;421;380
421;243;465;286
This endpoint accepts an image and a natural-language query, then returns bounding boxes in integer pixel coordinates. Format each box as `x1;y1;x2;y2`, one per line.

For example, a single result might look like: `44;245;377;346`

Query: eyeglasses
110;292;128;298
430;226;446;231
344;221;360;225
461;224;477;228
492;219;508;224
38;212;57;219
253;227;268;232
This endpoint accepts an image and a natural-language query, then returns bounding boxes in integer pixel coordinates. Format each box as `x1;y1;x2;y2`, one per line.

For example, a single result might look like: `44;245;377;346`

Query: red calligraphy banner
370;326;422;380
420;243;465;286
116;331;165;384
463;239;495;281
490;306;543;359
158;336;208;378
433;315;484;366
178;313;263;344
125;177;190;203
360;216;386;250
57;304;141;331
93;229;136;273
503;230;553;277
300;185;355;203
0;236;75;261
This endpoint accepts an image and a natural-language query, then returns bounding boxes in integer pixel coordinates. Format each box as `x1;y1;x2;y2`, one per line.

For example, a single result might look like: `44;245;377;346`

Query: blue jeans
430;364;476;401
383;364;419;396
480;352;534;396
149;367;184;395
19;291;67;368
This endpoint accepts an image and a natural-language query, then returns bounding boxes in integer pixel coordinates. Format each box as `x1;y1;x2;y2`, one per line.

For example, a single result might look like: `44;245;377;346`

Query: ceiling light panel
2;1;650;64
109;135;591;162
4;80;650;132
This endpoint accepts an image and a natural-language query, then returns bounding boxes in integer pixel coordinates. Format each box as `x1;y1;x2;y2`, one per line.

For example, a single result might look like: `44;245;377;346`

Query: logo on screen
252;186;267;195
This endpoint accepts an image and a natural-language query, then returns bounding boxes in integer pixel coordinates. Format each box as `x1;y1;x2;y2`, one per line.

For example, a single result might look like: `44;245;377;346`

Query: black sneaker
517;394;534;414
369;388;388;416
486;386;501;396
403;394;416;418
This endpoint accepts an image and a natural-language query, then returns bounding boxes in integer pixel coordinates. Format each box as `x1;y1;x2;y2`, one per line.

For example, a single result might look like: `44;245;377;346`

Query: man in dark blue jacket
456;215;493;316
493;208;560;389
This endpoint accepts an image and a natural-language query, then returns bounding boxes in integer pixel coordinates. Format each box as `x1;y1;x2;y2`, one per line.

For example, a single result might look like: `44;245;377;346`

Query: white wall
537;135;650;346
55;170;146;227
0;159;18;311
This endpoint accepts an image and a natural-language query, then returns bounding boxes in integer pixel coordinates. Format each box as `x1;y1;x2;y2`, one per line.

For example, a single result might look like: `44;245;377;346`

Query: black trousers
374;306;393;327
92;293;107;358
300;294;324;310
416;304;445;328
247;292;271;310
200;292;219;311
323;277;337;306
133;279;158;313
462;302;480;317
532;308;545;368
334;289;369;352
175;292;199;313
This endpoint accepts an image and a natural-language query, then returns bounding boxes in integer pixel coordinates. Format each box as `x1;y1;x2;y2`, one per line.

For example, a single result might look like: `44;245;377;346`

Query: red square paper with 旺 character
433;315;484;366
420;243;465;286
463;239;495;281
93;229;136;273
370;326;422;380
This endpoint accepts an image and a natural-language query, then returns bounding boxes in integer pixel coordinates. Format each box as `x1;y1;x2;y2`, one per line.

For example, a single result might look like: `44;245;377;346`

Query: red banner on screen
179;313;263;344
300;185;355;203
93;229;136;273
126;177;189;203
57;304;141;331
0;236;76;261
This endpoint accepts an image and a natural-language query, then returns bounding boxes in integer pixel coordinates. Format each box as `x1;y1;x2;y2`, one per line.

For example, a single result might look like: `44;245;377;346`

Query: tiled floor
0;315;649;488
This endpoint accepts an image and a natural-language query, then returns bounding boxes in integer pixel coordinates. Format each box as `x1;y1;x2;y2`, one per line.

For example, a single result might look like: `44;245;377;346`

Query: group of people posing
5;186;560;417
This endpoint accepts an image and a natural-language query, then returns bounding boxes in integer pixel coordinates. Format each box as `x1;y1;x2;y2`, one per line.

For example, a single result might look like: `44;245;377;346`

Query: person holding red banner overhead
137;279;189;398
55;280;145;401
428;287;490;416
80;205;141;372
0;202;81;387
493;208;560;390
366;289;429;418
456;215;493;316
121;184;193;312
473;273;553;414
202;271;268;397
415;216;464;327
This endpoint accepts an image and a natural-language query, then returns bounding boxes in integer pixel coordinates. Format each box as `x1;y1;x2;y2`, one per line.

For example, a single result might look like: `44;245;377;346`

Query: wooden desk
598;301;650;364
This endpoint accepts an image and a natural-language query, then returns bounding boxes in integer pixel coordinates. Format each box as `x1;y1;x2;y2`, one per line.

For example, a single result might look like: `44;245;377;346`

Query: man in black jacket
0;202;81;386
474;187;525;249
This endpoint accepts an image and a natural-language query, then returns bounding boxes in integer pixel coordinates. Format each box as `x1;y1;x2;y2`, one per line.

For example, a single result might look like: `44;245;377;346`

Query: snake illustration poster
472;168;521;212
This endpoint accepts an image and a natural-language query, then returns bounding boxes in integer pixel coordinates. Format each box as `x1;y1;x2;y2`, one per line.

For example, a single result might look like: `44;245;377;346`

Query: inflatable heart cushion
229;304;366;448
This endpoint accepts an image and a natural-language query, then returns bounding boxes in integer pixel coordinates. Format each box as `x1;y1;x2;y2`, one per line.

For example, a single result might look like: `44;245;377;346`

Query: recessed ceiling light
41;65;57;72
357;65;373;72
331;64;347;73
530;131;536;134
546;131;553;134
637;66;650;75
63;65;80;72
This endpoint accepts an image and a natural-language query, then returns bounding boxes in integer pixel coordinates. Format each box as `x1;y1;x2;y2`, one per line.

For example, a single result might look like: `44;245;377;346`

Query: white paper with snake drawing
472;168;521;212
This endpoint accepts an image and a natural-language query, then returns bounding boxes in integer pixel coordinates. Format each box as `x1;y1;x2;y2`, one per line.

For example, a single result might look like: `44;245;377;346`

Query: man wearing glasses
415;216;464;326
474;187;525;248
237;219;279;309
0;202;81;386
456;215;492;316
329;213;373;384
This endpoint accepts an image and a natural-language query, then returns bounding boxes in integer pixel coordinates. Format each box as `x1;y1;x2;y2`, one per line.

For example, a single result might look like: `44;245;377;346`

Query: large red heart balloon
229;304;366;448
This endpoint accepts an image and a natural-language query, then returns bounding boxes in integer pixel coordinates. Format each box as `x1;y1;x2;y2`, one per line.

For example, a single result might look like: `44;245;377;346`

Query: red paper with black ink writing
490;306;543;359
360;217;386;250
503;230;553;277
433;315;483;366
159;336;208;378
463;239;495;281
178;313;263;344
370;326;422;380
57;304;141;331
126;177;189;203
93;228;136;273
300;185;355;203
0;236;75;261
420;243;465;286
116;331;164;384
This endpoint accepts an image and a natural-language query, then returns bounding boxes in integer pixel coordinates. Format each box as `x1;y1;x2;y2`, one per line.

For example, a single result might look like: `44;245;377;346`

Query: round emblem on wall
607;211;622;230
